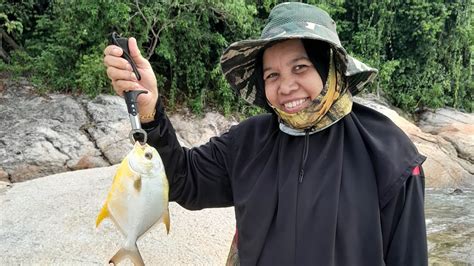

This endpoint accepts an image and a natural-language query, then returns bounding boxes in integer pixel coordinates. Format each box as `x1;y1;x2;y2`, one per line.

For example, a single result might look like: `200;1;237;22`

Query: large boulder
418;108;474;132
168;108;239;148
0;80;109;182
419;109;474;165
83;94;133;164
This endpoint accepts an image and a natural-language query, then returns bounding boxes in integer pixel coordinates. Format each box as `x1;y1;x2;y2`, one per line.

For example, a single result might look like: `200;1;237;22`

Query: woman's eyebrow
263;66;272;73
289;56;310;65
263;55;310;73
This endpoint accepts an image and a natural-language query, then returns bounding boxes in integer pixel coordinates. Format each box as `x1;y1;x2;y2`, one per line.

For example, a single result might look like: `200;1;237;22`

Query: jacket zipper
298;129;310;183
295;128;311;264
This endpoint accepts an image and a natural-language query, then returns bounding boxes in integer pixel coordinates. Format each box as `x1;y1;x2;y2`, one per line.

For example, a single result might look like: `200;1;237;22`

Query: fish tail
109;244;144;266
95;204;109;228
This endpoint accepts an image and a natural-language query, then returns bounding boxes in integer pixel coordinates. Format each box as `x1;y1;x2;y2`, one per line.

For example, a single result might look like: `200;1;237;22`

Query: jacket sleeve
381;166;428;266
142;97;234;210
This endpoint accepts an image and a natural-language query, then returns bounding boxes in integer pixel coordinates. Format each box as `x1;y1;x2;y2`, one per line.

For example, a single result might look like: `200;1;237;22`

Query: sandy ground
0;166;235;265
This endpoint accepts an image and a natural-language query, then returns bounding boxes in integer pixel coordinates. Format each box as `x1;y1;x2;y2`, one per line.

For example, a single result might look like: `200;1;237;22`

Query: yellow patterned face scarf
271;52;353;132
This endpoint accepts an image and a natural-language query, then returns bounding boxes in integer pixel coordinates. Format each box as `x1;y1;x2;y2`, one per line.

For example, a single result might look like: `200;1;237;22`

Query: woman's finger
103;45;122;57
103;55;132;71
111;80;143;96
106;67;138;82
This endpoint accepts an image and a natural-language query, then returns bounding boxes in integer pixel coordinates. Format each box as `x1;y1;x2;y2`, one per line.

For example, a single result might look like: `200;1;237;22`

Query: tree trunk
0;28;21;62
0;28;21;50
0;45;11;62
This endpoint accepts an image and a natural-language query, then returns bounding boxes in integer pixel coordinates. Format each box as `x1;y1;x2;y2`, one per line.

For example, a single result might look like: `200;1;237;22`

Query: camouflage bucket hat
220;2;378;109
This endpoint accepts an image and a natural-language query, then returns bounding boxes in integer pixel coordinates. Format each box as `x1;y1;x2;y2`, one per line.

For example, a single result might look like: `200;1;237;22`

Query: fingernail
131;72;137;81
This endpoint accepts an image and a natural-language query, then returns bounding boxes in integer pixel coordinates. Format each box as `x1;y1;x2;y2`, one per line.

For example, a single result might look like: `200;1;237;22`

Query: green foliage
0;0;472;114
0;50;33;75
76;52;110;97
338;0;472;112
143;0;259;114
0;13;23;34
0;0;37;37
210;64;234;116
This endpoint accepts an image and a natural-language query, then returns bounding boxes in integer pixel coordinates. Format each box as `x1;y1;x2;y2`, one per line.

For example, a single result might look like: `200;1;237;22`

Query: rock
84;95;133;164
415;141;474;188
418;108;474;133
449;188;463;195
169;108;238;147
418;109;474;177
419;109;474;164
434;124;473;163
0;81;109;182
355;96;473;188
0;80;239;181
0;166;235;265
0;167;9;182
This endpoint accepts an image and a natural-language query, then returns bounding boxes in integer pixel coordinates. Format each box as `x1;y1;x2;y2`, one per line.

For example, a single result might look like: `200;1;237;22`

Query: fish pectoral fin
133;176;142;192
163;208;171;234
95;204;109;228
109;244;144;266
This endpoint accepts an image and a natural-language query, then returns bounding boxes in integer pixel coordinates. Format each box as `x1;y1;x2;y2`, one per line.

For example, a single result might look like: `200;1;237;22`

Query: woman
103;2;428;265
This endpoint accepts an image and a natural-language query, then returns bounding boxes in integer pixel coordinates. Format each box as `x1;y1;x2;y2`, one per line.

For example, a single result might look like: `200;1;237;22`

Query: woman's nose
279;75;298;95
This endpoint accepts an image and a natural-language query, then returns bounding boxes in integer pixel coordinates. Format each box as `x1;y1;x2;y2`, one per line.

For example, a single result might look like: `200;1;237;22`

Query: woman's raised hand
103;37;158;122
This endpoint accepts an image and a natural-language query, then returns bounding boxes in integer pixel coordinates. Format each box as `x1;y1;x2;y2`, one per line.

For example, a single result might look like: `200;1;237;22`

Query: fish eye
144;152;153;160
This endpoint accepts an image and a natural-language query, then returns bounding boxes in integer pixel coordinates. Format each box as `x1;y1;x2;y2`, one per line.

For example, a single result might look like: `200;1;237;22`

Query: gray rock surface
0;166;235;265
419;108;474;164
0;79;237;183
418;108;474;132
168;109;238;148
84;95;134;164
0;80;109;182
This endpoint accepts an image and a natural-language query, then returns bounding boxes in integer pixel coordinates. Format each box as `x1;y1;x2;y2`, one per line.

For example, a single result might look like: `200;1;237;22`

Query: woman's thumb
128;37;145;65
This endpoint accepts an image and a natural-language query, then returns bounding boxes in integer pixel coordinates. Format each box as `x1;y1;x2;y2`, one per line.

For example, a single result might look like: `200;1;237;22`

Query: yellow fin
163;209;171;234
95;204;109;228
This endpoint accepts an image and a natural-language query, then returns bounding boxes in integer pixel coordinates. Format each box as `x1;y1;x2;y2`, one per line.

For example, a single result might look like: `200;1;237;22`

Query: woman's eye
294;65;308;72
264;73;278;80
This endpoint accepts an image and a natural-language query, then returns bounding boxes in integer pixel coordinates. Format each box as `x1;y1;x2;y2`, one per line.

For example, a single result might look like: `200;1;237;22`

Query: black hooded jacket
143;99;428;266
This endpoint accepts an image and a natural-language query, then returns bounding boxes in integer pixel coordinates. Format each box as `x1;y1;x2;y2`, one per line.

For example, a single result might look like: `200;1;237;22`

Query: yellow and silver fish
96;141;170;265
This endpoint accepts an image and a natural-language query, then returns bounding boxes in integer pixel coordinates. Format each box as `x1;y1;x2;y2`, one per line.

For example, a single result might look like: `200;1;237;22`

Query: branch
134;0;182;60
134;0;160;59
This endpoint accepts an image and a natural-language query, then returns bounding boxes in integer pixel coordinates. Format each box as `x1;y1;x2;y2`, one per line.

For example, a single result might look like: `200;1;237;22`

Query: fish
96;141;170;265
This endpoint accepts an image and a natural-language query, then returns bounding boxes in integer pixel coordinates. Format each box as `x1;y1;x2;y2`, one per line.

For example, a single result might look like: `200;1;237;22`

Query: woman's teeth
284;98;307;109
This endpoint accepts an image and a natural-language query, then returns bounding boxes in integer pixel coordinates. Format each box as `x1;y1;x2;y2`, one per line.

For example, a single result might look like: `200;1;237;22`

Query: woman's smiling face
263;39;324;114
